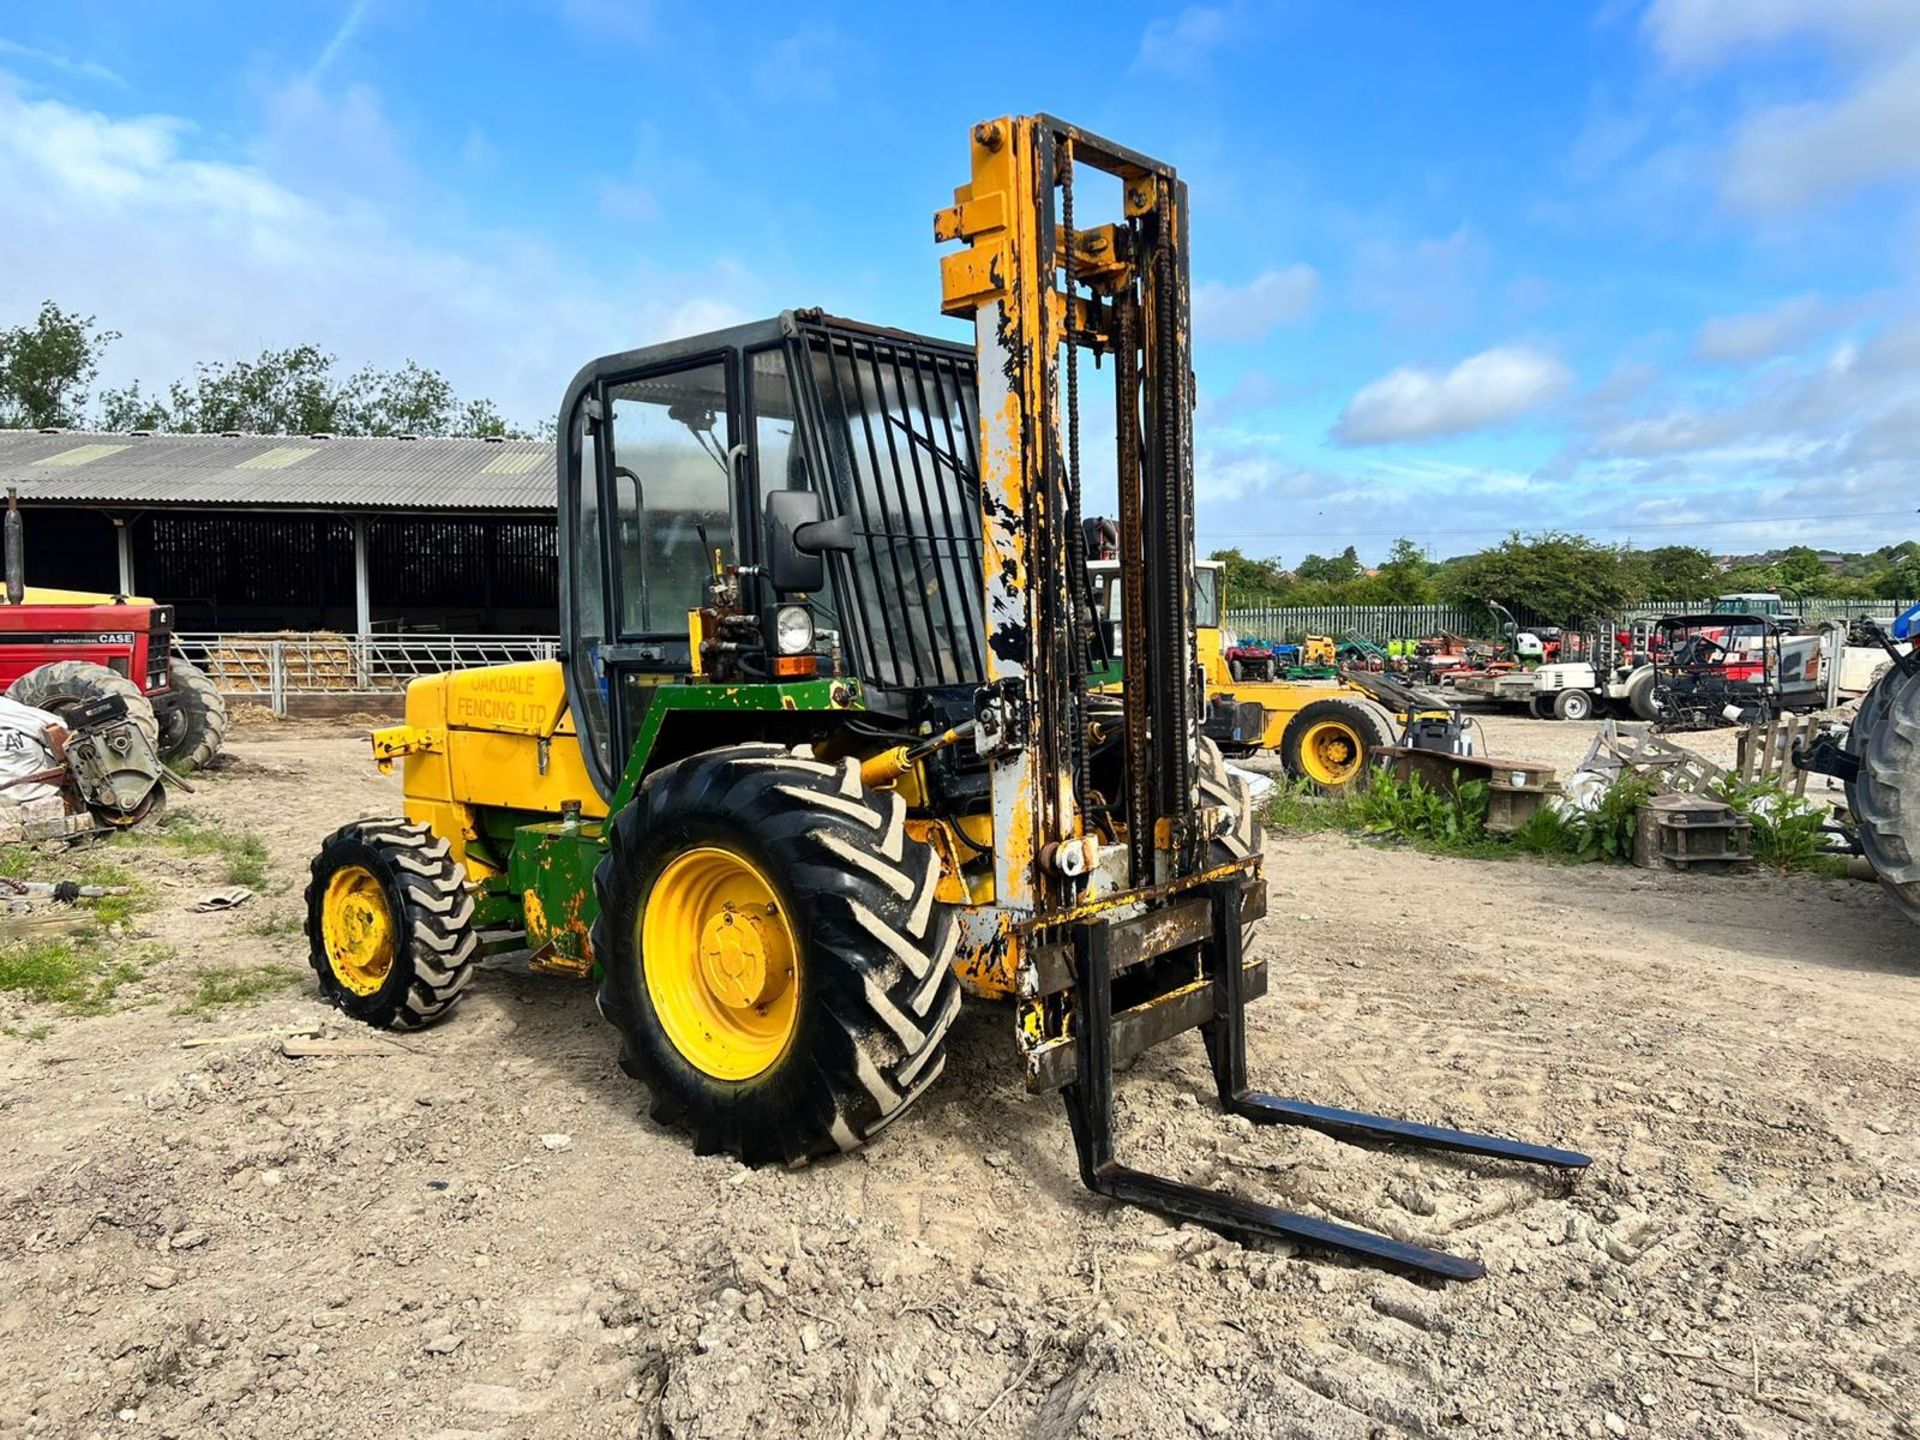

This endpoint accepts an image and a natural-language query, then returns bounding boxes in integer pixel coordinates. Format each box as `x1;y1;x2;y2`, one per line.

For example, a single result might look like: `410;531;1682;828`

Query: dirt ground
1;716;1916;1439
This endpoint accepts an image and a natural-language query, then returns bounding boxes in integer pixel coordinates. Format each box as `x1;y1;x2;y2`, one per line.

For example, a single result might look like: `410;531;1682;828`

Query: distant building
0;429;554;635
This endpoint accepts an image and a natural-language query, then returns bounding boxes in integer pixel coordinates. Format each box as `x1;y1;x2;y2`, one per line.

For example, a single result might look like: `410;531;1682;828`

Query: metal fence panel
1223;603;1493;643
1224;597;1916;644
174;632;560;713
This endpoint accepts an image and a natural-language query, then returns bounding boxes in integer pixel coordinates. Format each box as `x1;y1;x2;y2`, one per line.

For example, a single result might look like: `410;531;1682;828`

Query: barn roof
0;429;554;512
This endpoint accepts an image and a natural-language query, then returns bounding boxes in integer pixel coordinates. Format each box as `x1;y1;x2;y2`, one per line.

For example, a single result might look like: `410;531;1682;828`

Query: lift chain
1060;139;1091;826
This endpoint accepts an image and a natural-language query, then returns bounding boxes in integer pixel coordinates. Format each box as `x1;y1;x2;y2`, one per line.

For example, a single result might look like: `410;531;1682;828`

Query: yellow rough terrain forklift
306;115;1584;1279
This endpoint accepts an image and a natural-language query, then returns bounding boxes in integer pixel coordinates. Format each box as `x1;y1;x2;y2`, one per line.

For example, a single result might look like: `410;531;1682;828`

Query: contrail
311;0;374;79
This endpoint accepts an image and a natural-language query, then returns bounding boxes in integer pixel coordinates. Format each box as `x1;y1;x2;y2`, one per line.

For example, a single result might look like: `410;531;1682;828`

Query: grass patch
1270;764;1843;878
175;963;303;1017
0;934;160;1014
154;814;273;888
0;845;36;879
246;909;304;940
1262;779;1369;835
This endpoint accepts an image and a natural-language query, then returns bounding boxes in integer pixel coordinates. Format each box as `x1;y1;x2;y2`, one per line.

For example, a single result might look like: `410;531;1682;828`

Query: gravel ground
0;720;1914;1439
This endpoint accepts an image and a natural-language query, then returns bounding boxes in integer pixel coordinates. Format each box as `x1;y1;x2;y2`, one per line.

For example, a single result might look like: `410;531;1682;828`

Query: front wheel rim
322;864;396;996
1299;720;1363;785
642;847;801;1081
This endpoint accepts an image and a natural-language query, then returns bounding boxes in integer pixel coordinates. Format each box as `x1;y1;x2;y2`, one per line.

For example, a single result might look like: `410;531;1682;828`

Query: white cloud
1333;346;1571;445
1643;0;1920;67
0;39;124;88
1133;4;1239;76
311;0;375;80
1694;293;1854;362
1192;265;1318;342
0;73;754;428
1722;49;1920;214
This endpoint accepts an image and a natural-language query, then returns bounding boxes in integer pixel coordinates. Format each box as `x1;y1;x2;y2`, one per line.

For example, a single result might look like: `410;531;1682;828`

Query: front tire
305;820;479;1028
593;743;962;1166
1554;689;1593;721
1279;698;1393;791
6;660;158;749
157;658;228;771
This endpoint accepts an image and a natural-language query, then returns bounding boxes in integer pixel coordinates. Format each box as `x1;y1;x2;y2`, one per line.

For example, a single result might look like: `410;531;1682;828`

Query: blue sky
3;1;1918;561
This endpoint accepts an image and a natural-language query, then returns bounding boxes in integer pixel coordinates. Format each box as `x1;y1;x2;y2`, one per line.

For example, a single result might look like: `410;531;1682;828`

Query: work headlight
774;604;815;656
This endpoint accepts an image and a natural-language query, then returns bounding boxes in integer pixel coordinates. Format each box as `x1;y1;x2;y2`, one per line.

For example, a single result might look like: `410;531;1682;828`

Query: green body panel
507;820;609;963
606;675;862;812
470;674;868;972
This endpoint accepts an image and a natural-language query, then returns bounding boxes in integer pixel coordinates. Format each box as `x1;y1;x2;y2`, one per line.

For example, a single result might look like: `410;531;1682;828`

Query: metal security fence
1225;598;1917;644
174;632;559;713
1224;603;1493;643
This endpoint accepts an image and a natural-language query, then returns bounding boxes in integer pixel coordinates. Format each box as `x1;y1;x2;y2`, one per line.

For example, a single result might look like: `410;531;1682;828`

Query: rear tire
1626;667;1658;722
305;820;479;1028
1851;673;1920;920
1847;667;1915;818
6;660;158;749
1528;693;1553;719
593;743;962;1166
1279;698;1392;791
157;658;228;771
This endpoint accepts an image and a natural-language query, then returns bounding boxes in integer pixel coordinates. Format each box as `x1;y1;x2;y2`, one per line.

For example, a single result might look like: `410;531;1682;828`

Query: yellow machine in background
1091;558;1408;789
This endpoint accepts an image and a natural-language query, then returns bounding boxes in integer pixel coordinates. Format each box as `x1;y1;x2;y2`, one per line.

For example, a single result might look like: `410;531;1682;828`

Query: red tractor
0;490;227;771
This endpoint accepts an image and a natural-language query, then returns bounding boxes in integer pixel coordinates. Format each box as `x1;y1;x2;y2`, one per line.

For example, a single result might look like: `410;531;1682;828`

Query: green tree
1437;531;1638;625
1635;545;1718;600
100;345;532;438
1373;537;1434;603
1296;545;1361;584
1208;548;1291;607
0;301;119;428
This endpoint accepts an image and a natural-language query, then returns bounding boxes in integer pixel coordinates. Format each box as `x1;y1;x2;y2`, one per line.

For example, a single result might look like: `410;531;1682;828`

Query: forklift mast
937;114;1203;922
939;116;1587;1281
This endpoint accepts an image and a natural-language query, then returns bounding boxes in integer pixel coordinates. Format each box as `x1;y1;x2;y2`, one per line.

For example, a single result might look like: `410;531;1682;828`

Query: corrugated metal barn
0;429;556;634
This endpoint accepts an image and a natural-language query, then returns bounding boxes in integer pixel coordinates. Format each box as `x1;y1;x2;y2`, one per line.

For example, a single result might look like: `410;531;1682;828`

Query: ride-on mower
308;116;1584;1279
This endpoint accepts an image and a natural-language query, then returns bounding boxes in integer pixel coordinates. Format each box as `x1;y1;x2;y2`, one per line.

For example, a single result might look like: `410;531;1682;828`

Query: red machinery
0;490;227;770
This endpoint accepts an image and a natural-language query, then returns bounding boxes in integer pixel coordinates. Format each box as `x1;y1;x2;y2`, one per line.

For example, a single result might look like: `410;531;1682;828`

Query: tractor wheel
1847;666;1916;818
1197;736;1266;951
157;658;228;771
6;659;158;749
593;743;963;1166
1851;675;1920;921
1626;667;1659;723
305;820;479;1028
1527;693;1553;719
1279;698;1392;791
1554;688;1594;722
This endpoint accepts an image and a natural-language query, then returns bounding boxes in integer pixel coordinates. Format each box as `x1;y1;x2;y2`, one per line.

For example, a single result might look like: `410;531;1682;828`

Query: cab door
565;354;741;793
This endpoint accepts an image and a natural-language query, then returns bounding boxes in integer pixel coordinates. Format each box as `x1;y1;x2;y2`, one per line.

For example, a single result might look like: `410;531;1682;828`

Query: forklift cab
556;311;987;799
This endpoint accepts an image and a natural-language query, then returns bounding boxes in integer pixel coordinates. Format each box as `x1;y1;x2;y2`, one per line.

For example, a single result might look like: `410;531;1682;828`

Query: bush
1356;774;1490;849
1710;777;1830;872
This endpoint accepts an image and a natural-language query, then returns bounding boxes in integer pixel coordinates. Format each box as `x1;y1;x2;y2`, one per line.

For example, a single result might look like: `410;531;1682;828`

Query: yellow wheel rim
1299;719;1364;786
321;864;396;997
641;847;800;1081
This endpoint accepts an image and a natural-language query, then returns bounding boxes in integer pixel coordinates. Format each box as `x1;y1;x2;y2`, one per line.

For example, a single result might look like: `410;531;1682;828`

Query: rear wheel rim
1299;720;1363;785
642;847;800;1081
322;864;396;996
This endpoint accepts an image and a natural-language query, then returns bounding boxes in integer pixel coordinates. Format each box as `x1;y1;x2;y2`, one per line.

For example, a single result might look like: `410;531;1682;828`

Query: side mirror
765;491;856;594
